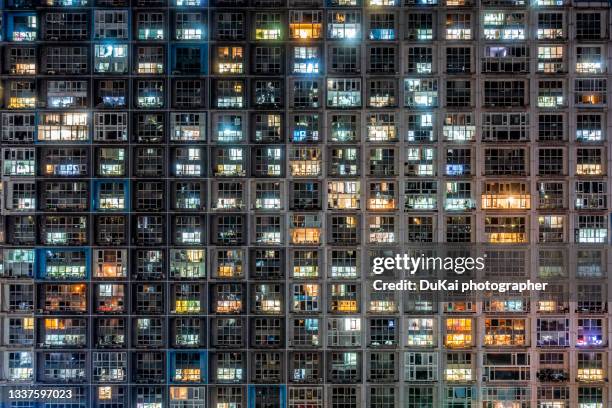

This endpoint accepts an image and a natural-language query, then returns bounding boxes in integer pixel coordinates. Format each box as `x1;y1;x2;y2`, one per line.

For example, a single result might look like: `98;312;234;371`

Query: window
538;114;565;142
329;46;359;74
94;11;128;39
216;45;243;74
482;113;528;142
537;46;564;74
447;47;471;74
404;79;438;108
576;148;604;176
576;13;601;40
577;353;604;382
485;216;527;243
407;216;434;242
254;12;281;40
254;46;282;74
215;80;244;109
406;47;433;74
404;180;437;210
368;79;396;108
575;79;607;106
538;80;564;108
2;113;35;143
485;148;526;176
328;318;361;347
293;46;320;74
446;148;471;176
484;319;526;346
406;318;435;347
369;46;396;74
369;12;395;40
290;11;322;39
445;318;473;348
290;215;321;245
577;319;604;347
576;181;606;210
482;45;528;74
537;318;569;347
446;13;471;40
576;114;603;142
407;113;434;142
406;13;433;40
216;12;245;40
137;12;164;40
175;12;204;40
328;10;361;39
368;113;397;142
538;148;565;176
447;216;472;242
483;12;526;40
292;80;320;108
327;78;361;108
537;12;564;40
288;147;320;177
43;46;87;75
329;250;359;279
576;47;603;74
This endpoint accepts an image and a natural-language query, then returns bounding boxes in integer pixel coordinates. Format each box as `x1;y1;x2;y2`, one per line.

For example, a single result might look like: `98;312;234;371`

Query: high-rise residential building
0;0;611;406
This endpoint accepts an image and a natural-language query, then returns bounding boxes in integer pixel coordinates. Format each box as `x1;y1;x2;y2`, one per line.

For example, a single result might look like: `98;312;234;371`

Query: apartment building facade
0;0;612;406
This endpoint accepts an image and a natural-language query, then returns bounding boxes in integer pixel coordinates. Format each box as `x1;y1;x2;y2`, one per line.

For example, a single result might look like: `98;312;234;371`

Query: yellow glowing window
13;64;36;75
290;11;323;40
98;387;112;400
98;263;123;278
484;319;526;346
216;300;242;313
45;318;65;330
218;265;240;277
291;228;321;245
217;46;243;74
261;299;282;312
174;368;200;382
23;318;34;330
334;300;358;312
9;97;36;109
328;181;360;209
170;387;189;400
576;164;602;176
538;300;558;312
482;183;530;210
445;318;472;347
577;368;603;382
369;300;395;312
290;24;322;39
175;300;200;313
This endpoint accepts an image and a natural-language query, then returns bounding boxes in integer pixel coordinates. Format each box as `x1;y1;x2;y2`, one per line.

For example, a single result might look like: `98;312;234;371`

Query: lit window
404;79;438;108
255;13;282;40
484;318;526;346
216;46;243;74
293;47;320;74
11;15;37;42
290;11;323;39
576;47;603;74
328;11;361;40
537;46;564;74
445;318;473;348
483;12;525;40
482;182;530;210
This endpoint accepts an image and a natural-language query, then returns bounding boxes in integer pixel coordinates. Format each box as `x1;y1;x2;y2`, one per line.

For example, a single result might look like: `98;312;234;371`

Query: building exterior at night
0;0;612;406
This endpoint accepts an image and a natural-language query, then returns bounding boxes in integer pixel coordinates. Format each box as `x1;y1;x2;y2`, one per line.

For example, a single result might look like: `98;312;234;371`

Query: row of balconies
2;9;611;44
0;77;608;111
